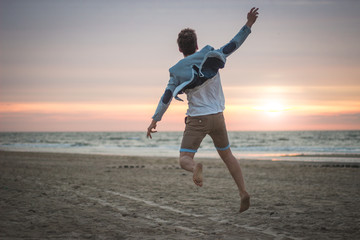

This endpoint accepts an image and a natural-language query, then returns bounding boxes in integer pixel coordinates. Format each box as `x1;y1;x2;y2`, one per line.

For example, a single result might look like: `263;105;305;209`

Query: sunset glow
252;101;292;112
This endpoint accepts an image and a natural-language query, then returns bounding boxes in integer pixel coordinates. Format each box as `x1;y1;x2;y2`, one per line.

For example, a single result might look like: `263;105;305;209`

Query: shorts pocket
186;116;206;131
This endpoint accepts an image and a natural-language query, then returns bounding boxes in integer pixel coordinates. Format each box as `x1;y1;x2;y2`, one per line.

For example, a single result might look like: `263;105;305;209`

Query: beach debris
118;165;146;169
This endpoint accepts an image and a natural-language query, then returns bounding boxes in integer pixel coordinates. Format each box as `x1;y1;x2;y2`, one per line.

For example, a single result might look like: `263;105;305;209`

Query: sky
1;0;360;132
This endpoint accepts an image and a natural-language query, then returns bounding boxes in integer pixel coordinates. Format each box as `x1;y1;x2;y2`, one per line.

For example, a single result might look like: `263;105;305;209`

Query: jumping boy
147;7;259;213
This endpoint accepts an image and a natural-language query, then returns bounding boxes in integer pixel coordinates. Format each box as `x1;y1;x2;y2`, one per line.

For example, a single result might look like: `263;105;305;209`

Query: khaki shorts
180;112;230;153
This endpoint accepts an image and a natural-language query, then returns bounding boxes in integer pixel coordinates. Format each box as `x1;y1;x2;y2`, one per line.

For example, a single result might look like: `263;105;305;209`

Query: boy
147;7;259;213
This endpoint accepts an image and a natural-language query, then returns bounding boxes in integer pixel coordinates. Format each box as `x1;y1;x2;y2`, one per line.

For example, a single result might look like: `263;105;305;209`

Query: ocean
1;131;360;163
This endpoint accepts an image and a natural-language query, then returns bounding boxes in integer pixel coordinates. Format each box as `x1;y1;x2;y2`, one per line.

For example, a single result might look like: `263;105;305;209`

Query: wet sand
0;151;359;239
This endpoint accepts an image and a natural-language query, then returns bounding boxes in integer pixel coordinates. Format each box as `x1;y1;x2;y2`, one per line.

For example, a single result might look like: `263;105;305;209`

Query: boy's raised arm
218;7;259;58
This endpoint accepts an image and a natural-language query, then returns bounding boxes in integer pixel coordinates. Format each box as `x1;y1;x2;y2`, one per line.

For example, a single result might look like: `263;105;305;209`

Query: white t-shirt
185;73;225;116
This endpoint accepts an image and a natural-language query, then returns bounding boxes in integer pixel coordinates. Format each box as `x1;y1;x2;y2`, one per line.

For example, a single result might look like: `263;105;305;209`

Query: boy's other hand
246;7;259;28
147;120;158;139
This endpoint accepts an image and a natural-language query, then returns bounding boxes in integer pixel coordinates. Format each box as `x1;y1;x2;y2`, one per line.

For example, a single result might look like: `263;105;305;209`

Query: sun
253;102;289;112
252;100;292;116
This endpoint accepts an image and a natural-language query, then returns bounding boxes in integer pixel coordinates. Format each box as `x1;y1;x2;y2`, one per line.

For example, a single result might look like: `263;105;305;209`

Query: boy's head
177;28;198;56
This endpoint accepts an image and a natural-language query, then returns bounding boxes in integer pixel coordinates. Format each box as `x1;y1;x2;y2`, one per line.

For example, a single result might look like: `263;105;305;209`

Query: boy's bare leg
179;152;203;187
217;148;250;213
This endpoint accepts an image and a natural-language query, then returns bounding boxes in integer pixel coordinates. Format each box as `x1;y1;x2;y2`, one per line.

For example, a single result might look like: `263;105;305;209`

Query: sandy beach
0;151;359;239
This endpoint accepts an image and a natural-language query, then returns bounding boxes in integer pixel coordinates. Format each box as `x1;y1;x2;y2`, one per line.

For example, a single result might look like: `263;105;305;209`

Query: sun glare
252;101;292;116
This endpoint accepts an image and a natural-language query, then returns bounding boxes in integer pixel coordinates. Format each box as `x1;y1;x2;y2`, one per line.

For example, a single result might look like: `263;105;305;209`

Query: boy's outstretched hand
246;7;259;28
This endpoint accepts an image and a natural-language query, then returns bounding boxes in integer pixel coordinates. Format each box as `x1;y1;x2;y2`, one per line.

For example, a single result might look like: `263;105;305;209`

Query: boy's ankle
240;191;249;198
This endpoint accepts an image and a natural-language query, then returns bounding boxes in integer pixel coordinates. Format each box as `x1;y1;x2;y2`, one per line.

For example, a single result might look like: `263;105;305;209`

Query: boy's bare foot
239;192;250;213
193;163;203;187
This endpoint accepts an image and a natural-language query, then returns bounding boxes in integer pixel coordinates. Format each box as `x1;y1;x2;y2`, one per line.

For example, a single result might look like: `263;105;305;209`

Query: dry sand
0;151;359;239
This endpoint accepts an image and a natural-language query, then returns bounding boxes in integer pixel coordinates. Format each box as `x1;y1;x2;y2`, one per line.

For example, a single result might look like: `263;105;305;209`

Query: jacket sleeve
152;76;177;121
216;25;252;59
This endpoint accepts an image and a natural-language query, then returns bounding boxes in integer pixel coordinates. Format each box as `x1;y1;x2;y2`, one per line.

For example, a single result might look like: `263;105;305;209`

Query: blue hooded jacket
152;25;251;121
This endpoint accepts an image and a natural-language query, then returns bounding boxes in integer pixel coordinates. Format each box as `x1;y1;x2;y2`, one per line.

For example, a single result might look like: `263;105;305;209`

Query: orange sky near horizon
1;0;360;132
1;84;359;131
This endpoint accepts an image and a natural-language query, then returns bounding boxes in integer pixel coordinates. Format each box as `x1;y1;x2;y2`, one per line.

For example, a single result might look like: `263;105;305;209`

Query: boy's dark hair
177;28;197;56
